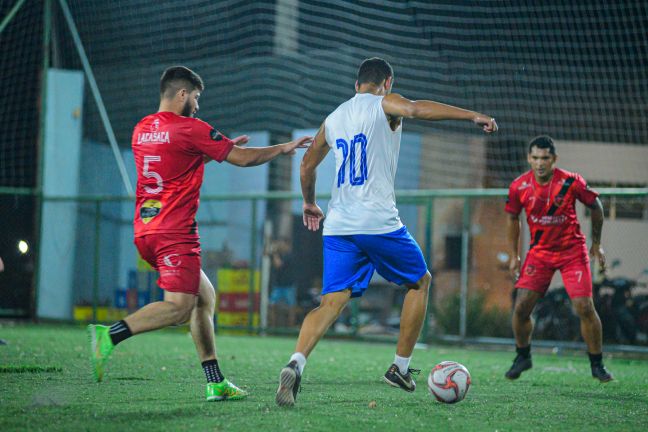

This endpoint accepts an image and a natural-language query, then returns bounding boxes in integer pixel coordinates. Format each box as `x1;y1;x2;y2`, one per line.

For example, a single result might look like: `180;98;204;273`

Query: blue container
114;290;128;309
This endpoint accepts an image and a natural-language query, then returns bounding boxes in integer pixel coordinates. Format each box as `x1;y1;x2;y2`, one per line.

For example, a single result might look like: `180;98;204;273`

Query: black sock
202;359;224;383
109;320;132;346
588;352;603;367
516;345;531;359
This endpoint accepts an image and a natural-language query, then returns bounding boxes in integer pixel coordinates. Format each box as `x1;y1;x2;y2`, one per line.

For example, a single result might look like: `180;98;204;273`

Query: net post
248;198;258;332
259;218;273;334
32;0;52;320
459;196;471;340
92;200;101;322
421;197;434;343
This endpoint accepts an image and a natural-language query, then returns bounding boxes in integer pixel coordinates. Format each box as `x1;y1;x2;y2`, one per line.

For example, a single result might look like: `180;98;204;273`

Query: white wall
37;69;84;319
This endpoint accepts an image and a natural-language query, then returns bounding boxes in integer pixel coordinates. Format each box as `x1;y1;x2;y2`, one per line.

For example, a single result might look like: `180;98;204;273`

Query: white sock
290;352;307;375
394;354;411;375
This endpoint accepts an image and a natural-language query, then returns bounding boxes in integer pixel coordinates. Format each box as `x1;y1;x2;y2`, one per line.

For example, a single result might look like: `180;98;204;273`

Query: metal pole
248;199;258;331
459;197;470;340
421;197;434;342
57;0;134;196
92;200;101;321
0;0;27;35
259;219;273;333
351;299;359;336
32;0;52;320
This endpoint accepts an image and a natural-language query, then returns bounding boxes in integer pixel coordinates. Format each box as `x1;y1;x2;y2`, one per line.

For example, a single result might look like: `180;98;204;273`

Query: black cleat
591;364;613;383
383;363;419;392
505;355;532;380
276;360;301;407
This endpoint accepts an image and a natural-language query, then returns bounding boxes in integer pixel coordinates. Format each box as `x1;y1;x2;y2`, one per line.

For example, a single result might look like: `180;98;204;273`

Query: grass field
1;324;647;431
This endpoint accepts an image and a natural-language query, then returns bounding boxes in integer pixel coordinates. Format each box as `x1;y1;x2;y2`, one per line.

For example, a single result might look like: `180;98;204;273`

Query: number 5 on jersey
336;133;367;187
143;155;163;194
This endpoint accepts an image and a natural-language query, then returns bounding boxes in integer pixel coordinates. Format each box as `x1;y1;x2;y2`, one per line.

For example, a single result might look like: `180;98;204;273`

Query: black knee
513;301;534;321
573;298;596;319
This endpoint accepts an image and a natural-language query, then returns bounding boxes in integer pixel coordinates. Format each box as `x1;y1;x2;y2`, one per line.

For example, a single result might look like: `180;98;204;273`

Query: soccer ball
427;361;471;404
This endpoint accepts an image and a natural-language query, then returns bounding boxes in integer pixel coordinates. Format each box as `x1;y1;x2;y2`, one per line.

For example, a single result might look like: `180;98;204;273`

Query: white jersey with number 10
323;93;403;236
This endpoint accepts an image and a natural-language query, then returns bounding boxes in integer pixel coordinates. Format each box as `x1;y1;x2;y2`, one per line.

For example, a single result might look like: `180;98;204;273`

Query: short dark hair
357;57;393;86
160;66;204;98
528;135;556;155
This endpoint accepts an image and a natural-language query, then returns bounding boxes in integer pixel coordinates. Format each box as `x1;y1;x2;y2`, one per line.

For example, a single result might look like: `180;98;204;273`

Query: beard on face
181;99;194;117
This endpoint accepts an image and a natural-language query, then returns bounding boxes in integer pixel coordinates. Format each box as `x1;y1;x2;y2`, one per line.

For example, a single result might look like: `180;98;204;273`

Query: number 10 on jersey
336;133;368;187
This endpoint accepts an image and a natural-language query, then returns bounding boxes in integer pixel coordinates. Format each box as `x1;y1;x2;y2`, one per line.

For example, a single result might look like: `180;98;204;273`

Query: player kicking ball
87;66;311;401
276;57;497;406
505;135;613;382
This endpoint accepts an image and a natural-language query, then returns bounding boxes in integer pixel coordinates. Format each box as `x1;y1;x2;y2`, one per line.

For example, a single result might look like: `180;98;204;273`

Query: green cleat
206;380;248;401
87;324;114;382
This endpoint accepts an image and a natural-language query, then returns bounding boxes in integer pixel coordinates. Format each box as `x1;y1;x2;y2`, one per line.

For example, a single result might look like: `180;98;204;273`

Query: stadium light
18;240;29;254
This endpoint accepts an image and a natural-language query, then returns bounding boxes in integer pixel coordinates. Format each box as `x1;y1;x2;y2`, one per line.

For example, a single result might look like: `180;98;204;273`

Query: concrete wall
37;69;84;319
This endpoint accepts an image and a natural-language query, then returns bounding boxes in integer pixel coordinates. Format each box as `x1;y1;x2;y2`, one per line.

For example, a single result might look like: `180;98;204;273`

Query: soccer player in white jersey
275;58;498;406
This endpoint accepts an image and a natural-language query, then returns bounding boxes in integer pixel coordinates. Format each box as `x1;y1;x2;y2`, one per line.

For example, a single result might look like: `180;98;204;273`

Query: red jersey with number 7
131;112;234;238
505;168;599;255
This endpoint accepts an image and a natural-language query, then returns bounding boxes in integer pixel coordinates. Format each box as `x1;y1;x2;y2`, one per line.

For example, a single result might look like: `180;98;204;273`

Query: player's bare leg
124;291;196;334
511;288;541;348
505;288;541;380
190;269;248;400
383;272;431;392
276;289;351;406
572;296;613;382
295;289;352;357
396;271;431;357
88;291;195;382
190;270;217;362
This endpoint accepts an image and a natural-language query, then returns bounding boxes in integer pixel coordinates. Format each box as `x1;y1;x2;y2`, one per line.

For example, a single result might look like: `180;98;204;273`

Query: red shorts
516;245;592;298
134;233;201;296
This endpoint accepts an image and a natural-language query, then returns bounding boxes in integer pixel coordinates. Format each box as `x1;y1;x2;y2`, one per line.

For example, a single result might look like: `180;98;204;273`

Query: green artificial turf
0;324;646;431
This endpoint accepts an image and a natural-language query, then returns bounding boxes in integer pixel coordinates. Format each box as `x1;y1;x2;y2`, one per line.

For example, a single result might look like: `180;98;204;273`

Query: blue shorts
322;226;428;298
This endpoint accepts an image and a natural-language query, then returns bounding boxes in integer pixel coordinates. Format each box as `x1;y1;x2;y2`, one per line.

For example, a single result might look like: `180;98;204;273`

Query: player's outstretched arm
204;135;249;163
301;123;329;231
589;197;606;272
381;93;498;133
507;214;521;280
225;136;312;167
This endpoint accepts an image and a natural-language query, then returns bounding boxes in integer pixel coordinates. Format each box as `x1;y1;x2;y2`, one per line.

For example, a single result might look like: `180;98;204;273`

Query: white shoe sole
275;367;297;407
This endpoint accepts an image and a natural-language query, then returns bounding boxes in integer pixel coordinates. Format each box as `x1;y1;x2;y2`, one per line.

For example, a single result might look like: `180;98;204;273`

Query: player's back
131;112;207;237
323;93;403;235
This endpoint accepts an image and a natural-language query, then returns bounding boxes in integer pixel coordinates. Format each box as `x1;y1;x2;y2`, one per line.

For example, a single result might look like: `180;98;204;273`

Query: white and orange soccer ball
427;361;471;404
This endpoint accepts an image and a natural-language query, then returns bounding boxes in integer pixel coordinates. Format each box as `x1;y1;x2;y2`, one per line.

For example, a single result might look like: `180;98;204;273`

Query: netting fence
1;0;648;351
23;189;647;348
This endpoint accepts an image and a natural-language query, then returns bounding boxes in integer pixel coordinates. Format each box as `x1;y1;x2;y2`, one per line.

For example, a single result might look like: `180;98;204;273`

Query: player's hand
590;243;606;273
303;203;324;231
232;135;250;146
509;255;521;281
282;136;313;155
473;114;498;133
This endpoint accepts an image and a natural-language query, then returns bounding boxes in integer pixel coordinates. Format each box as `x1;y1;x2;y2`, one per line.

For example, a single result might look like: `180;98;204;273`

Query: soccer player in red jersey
87;66;311;401
505;136;612;382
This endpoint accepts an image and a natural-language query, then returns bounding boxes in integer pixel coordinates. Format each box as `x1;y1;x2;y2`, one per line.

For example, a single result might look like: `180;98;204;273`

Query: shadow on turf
566;390;648;404
112;376;154;381
89;407;203;423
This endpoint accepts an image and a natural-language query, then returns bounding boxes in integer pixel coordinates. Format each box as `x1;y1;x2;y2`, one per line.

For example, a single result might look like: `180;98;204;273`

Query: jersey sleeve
573;174;599;207
189;119;235;163
505;182;522;215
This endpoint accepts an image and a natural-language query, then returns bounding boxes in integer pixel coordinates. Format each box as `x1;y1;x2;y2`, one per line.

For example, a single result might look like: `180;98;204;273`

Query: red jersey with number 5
132;112;234;238
505;168;599;254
